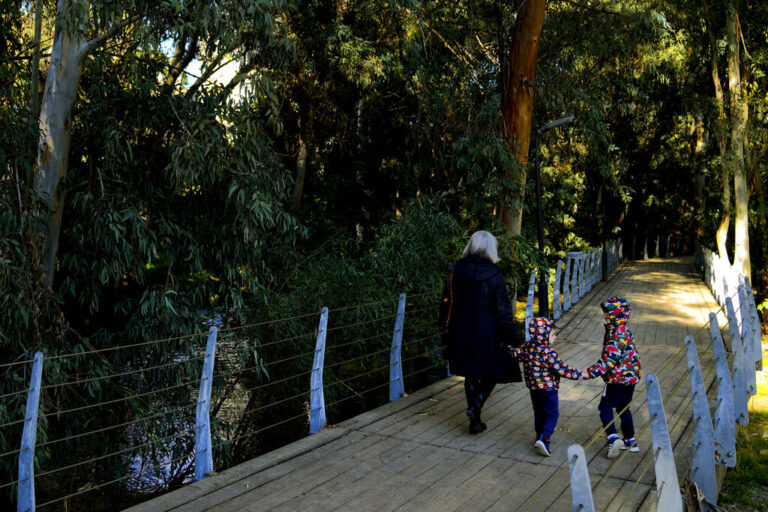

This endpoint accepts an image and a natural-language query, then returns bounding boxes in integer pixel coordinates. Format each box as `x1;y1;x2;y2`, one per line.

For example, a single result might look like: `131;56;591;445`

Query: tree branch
184;54;227;99
558;0;633;20
81;14;143;55
165;35;199;88
429;28;480;78
735;12;751;60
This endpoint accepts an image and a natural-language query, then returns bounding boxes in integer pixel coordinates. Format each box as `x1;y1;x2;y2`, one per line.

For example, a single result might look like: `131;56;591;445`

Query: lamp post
534;115;574;317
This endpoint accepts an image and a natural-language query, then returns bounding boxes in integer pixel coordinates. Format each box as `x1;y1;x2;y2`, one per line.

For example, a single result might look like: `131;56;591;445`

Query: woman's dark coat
438;255;522;383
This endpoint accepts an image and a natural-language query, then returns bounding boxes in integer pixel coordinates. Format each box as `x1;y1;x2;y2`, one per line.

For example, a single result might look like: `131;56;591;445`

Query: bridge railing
524;239;622;340
557;262;763;511
3;238;627;511
2;291;445;511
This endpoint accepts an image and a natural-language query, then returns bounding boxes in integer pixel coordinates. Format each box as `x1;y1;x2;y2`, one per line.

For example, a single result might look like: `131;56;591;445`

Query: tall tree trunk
708;17;730;262
29;0;43;124
34;0;90;289
726;4;750;280
501;0;546;235
291;133;308;208
692;113;707;239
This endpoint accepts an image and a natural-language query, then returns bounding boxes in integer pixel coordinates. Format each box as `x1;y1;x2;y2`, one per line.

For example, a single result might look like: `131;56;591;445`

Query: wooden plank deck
125;257;726;512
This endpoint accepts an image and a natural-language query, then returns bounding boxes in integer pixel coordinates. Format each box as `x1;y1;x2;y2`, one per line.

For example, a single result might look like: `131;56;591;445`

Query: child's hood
528;317;553;346
601;296;631;327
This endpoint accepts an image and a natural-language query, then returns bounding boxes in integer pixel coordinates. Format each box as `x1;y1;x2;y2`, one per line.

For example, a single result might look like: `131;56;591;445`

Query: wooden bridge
123;256;748;512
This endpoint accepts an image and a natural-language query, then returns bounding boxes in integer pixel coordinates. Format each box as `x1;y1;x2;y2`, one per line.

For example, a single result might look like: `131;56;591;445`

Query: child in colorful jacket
586;296;642;458
509;317;586;457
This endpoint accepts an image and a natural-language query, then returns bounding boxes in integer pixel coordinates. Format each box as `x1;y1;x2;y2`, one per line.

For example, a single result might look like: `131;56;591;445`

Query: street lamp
534;115;574;317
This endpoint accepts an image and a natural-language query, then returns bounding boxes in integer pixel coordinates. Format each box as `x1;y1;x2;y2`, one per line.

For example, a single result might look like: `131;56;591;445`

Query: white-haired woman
438;231;522;434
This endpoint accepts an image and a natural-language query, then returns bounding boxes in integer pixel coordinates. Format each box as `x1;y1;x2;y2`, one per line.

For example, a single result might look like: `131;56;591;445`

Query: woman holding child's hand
438;231;523;435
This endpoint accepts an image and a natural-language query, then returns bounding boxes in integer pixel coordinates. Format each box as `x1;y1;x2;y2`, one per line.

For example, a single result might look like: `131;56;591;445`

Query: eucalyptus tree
3;1;301;505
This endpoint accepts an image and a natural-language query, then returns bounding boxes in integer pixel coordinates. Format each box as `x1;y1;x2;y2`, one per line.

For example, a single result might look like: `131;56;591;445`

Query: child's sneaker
606;434;623;459
621;438;639;452
535;435;551;457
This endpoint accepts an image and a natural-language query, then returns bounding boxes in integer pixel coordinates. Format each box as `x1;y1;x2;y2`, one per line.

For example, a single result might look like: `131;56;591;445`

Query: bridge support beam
18;351;43;512
194;326;218;481
309;307;329;434
389;294;406;402
645;373;684;512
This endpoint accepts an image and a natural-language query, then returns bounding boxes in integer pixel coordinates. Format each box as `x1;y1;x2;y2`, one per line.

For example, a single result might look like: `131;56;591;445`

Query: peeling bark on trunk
33;0;90;289
501;0;546;235
727;4;750;281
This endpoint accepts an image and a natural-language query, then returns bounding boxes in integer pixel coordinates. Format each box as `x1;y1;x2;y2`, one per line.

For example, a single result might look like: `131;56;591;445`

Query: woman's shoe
467;409;487;434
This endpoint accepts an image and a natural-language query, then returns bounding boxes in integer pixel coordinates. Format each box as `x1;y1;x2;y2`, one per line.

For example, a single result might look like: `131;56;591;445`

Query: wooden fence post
684;336;717;503
194;327;218;481
645;373;684;512
309;307;329;434
708;313;736;467
17;351;43;512
389;294;407;402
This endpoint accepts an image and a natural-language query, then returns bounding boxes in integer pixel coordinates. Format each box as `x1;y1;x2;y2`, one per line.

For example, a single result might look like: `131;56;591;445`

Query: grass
720;342;768;511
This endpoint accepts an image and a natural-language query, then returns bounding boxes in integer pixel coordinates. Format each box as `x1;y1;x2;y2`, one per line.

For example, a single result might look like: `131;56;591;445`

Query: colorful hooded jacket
509;317;583;391
587;296;641;385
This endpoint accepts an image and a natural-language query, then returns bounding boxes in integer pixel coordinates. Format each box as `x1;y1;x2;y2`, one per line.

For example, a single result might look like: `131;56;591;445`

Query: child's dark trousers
529;389;559;439
599;384;635;438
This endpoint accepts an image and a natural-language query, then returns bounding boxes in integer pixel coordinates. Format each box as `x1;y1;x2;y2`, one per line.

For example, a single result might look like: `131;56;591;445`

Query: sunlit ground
721;338;768;511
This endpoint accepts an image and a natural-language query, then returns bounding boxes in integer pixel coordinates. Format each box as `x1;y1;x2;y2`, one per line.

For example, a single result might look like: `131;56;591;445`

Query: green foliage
720;412;768;510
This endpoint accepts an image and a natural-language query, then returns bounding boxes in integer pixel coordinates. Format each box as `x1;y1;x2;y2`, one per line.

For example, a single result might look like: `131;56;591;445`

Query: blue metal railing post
567;252;580;306
742;277;763;371
684;336;717;503
726;298;749;425
563;256;573;313
567;444;595;512
645;373;684;512
18;351;43;512
553;260;563;321
525;270;536;341
309;307;329;434
389;294;407;402
709;314;736;467
737;285;757;396
194;327;218;481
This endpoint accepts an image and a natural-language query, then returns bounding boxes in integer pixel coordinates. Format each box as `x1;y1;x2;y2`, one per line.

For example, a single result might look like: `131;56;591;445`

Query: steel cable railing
0;286;475;511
